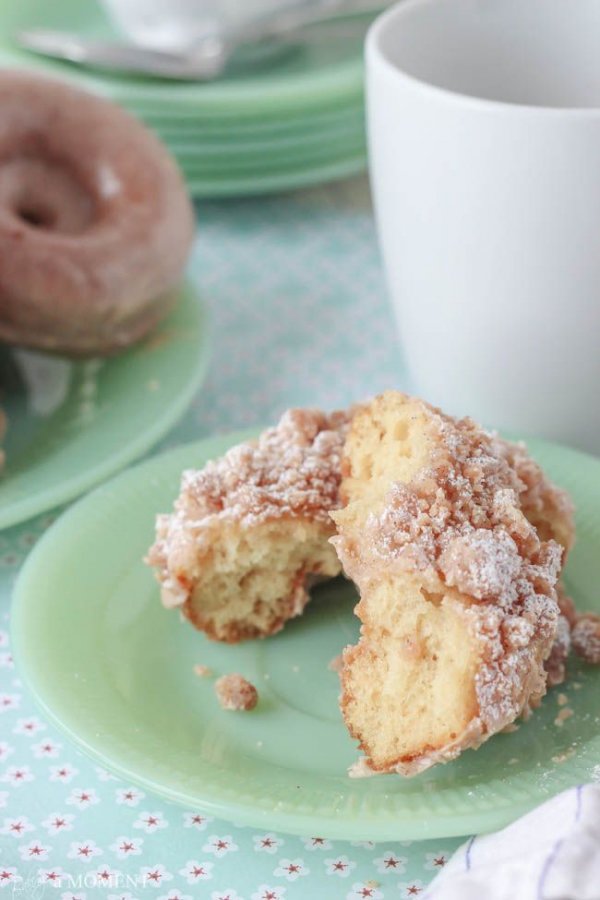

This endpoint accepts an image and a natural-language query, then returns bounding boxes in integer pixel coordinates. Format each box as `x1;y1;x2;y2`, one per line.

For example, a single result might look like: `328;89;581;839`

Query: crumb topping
146;408;350;608
336;402;562;737
572;614;600;665
181;408;350;527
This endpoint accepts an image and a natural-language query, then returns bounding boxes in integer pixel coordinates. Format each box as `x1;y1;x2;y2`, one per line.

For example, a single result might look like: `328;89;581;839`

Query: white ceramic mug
367;0;600;453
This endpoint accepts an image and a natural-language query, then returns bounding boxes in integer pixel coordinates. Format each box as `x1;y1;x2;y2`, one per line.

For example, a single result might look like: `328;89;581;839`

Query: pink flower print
140;864;173;888
250;887;286;900
109;836;143;859
38;867;68;889
66;788;100;809
42;813;75;834
346;883;384;900
183;811;212;830
374;852;407;874
33;739;61;759
424;851;448;870
0;816;34;838
0;694;20;713
19;840;50;861
325;856;357;878
253;833;283;854
133;811;167;833
273;859;309;882
49;764;78;783
116;787;144;806
179;860;214;884
202;835;239;857
302;836;332;851
67;841;102;862
13;717;45;735
0;868;20;888
398;881;426;897
1;765;34;786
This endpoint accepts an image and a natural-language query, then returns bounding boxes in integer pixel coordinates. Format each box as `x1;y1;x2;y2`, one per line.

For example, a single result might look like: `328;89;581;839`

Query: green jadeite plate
183;154;367;199
0;284;209;529
11;432;600;841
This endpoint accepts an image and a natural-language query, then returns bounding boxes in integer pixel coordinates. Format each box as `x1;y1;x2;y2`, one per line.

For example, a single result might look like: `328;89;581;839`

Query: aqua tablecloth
0;176;463;900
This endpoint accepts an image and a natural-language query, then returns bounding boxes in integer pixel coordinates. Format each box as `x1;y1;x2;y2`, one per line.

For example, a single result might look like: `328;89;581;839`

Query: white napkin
424;785;600;900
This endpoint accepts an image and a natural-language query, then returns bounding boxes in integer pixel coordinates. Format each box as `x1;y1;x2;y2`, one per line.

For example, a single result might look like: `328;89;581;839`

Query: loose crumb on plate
215;673;258;711
552;749;576;764
554;707;574;727
193;664;212;677
557;692;568;707
328;654;343;673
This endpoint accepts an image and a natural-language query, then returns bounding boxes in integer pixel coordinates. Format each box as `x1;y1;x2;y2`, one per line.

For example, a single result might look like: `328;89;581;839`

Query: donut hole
16;201;57;230
0;156;96;235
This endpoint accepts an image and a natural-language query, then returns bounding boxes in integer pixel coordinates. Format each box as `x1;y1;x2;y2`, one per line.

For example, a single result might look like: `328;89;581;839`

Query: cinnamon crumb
147;408;351;610
572;614;600;665
214;674;258;711
557;693;568;707
193;664;212;677
554;707;574;727
552;749;576;764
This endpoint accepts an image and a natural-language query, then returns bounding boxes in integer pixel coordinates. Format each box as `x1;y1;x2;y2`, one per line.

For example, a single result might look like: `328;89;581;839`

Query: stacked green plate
0;0;369;197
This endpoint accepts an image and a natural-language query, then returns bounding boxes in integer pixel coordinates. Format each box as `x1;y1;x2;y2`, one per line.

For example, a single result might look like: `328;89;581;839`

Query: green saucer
184;154;367;198
0;284;209;529
12;431;600;840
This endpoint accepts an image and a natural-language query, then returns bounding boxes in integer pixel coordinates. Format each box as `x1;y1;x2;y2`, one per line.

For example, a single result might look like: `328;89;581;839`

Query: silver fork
17;3;385;81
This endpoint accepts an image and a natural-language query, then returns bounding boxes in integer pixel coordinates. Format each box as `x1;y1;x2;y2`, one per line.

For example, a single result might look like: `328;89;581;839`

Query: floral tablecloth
0;177;464;900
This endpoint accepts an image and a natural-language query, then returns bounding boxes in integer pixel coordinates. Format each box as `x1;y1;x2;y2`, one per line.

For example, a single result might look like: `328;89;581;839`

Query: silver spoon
17;5;383;82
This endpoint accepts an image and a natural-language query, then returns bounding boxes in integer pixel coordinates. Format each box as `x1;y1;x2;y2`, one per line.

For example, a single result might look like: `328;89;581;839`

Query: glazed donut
0;71;194;356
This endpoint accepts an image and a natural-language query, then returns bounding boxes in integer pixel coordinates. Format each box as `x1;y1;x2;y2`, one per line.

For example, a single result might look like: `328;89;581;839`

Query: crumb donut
332;392;566;776
0;71;194;356
146;394;575;775
146;409;351;642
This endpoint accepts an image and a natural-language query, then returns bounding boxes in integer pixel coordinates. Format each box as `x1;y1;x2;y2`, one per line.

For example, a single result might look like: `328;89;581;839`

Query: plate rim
11;431;600;840
0;284;210;529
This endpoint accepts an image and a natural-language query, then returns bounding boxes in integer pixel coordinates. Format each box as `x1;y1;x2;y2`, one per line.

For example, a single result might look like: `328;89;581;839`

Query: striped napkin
424;785;600;900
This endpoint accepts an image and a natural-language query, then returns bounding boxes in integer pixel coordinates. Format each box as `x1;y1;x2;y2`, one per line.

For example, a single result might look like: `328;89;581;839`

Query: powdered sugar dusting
572;614;600;665
335;397;564;753
180;408;350;527
146;408;350;608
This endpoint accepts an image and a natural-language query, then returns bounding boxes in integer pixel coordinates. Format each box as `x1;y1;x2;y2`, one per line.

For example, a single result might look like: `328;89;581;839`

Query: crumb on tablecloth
215;674;258;711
